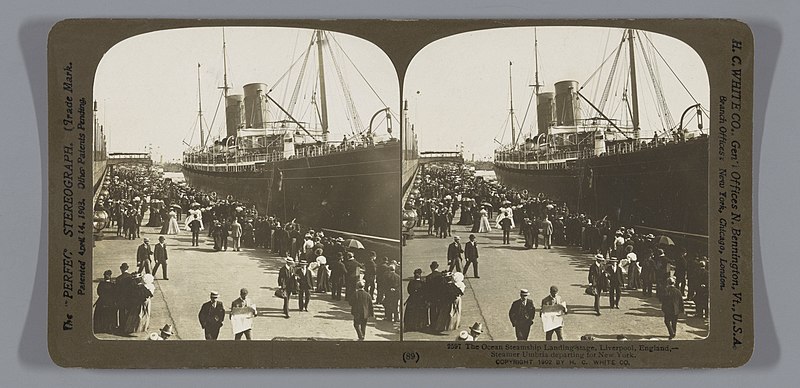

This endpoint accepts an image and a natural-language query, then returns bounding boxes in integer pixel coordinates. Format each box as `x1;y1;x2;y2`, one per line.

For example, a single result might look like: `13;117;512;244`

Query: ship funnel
536;92;555;135
243;83;269;129
225;94;245;137
554;80;581;126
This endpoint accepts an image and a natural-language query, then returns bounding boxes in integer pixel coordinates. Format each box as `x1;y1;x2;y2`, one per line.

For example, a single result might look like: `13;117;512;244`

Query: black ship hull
183;141;402;240
495;137;709;237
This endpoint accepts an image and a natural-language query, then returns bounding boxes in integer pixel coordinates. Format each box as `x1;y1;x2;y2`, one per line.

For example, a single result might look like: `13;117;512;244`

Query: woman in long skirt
124;274;155;333
314;249;331;293
625;245;640;289
93;270;117;334
457;202;473;225
166;210;180;235
147;200;162;227
478;208;492;233
403;269;429;332
434;273;464;332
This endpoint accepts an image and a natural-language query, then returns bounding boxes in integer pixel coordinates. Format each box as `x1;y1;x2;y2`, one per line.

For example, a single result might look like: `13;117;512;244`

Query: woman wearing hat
93;270;117;334
432;272;465;332
403;269;428;332
314;249;331;293
166;208;180;235
478;206;491;233
123;273;155;334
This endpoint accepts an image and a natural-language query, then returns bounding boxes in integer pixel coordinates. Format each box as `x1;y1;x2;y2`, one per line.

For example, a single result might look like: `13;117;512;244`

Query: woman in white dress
314;249;330;293
478;207;492;233
625;245;640;289
166;210;180;235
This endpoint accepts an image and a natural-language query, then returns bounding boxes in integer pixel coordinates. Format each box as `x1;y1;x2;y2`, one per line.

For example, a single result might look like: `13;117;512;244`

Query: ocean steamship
182;30;407;239
494;29;709;238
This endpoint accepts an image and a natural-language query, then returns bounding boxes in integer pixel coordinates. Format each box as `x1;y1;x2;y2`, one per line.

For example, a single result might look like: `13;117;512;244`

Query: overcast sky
94;26;399;162
404;26;710;160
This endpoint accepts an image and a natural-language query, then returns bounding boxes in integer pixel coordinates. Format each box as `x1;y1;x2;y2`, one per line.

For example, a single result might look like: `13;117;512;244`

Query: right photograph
401;26;710;341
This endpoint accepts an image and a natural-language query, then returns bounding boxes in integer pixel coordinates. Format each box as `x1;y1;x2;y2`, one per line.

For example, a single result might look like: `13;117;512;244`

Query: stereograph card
47;19;753;368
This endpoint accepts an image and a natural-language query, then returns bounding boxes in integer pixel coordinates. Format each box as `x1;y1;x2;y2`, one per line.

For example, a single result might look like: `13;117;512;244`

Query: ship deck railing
495;135;707;169
182;139;396;173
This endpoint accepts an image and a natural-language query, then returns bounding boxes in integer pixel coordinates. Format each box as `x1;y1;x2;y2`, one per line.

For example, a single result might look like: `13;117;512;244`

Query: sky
404;26;710;161
94;26;399;162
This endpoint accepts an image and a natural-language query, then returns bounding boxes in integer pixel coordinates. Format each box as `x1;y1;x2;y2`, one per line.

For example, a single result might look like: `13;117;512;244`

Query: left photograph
90;27;401;341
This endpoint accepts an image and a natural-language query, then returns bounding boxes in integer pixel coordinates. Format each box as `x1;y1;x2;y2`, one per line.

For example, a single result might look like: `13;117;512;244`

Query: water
163;171;185;183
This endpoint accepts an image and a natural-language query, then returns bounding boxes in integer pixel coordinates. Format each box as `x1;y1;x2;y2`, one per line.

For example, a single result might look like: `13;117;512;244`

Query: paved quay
92;218;400;341
402;219;709;342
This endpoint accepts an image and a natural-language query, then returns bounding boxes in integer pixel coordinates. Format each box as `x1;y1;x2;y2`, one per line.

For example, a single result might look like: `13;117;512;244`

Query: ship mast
530;29;543;104
529;28;544;143
316;30;329;142
197;63;205;148
219;28;230;99
627;29;641;138
509;61;516;147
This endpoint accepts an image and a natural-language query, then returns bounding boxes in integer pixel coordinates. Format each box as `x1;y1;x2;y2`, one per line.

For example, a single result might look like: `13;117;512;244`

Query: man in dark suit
607;258;624;308
693;260;709;319
375;257;390;304
330;253;346;301
136;237;153;274
424;261;443;326
674;248;688;296
350;280;374;340
189;216;202;246
447;236;464;273
114;263;134;334
508;289;536;340
661;277;684;339
382;265;401;322
152;235;169;280
641;252;656;297
588;254;606;315
654;249;670;298
463;234;480;278
344;252;363;304
499;214;513;244
220;219;230;251
277;258;296;318
198;291;226;340
364;251;378;300
295;260;314;311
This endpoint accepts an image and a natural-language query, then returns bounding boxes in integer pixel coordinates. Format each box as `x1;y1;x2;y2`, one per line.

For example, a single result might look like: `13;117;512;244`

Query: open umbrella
343;238;365;250
655;235;675;246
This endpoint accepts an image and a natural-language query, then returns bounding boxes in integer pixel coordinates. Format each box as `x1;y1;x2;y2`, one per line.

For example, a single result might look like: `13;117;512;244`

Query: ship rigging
183;29;397;164
495;28;708;163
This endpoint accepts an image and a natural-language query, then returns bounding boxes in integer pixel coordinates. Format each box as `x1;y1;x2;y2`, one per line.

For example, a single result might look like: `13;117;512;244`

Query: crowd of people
93;165;400;340
403;164;709;340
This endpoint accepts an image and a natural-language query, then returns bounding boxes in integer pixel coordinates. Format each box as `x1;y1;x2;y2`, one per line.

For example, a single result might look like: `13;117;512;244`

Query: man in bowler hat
463;234;480;278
